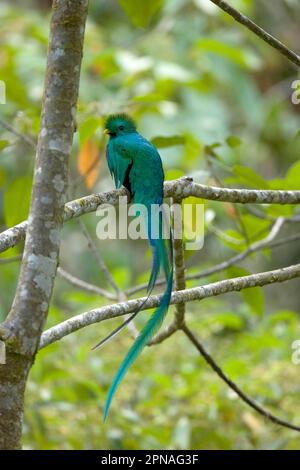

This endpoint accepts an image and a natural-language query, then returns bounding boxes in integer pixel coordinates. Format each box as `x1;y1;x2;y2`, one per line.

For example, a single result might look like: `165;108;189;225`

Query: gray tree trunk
0;0;88;449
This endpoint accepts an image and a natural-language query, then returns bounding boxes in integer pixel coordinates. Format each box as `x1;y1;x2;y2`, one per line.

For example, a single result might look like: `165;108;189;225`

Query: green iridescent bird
94;113;173;420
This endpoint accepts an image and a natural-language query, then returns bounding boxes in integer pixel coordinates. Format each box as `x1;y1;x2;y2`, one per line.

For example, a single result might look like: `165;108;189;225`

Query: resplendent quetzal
95;113;173;420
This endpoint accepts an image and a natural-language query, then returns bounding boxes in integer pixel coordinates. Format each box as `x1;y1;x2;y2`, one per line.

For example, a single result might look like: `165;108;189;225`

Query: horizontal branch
0;221;28;254
39;262;300;349
163;178;300;204
209;0;300;68
147;218;286;345
0;187;127;253
2;177;300;254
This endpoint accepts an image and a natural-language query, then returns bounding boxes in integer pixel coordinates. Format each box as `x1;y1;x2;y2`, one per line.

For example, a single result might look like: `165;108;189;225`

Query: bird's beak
103;128;110;135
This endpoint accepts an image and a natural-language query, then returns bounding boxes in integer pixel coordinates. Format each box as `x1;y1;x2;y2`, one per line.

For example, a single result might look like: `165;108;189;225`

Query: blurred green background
1;0;300;450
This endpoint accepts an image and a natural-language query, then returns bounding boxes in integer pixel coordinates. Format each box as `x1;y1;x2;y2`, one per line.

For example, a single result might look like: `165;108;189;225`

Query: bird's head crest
104;113;137;137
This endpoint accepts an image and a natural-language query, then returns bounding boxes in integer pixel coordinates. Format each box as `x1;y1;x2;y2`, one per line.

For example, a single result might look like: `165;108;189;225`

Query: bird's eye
119;125;124;130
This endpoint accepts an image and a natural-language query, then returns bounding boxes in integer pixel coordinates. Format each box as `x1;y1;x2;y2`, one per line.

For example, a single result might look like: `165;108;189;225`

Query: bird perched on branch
94;113;173;420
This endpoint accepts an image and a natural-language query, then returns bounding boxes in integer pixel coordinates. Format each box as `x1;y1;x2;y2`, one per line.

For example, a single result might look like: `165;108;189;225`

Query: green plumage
100;113;173;420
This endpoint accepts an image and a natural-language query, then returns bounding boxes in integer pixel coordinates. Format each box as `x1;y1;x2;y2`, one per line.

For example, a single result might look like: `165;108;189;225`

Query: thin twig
246;206;300;223
0;117;36;148
0;255;22;265
76;218;121;295
208;223;246;245
57;267;116;300
148;322;178;346
182;324;300;432
209;0;300;67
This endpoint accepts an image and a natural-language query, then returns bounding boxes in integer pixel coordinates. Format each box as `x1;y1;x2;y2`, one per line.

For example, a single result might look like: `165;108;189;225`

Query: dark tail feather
92;310;140;351
103;251;173;421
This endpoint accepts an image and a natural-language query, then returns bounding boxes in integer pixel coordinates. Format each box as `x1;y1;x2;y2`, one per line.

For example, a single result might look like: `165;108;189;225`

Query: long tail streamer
103;221;173;420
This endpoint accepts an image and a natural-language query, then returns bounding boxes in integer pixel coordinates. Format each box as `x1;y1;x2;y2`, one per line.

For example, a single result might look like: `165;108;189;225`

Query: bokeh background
1;0;300;449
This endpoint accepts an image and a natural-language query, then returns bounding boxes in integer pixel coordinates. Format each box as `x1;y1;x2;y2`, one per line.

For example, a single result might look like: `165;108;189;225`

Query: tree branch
76;218;121;295
2;177;300;254
209;0;300;67
0;221;28;254
57;267;115;300
0;117;36;148
0;0;88;355
182;324;300;432
39;262;300;349
0;255;22;265
149;217;285;346
0;188;128;254
0;0;88;449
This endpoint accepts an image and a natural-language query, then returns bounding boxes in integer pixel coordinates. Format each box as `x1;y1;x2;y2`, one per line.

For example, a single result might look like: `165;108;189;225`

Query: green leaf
133;93;164;103
204;142;222;159
118;0;164;28
227;266;264;316
223;358;248;378
0;139;9;150
268;310;297;326
196;38;260;69
164;168;185;180
183;133;202;169
237;214;270;241
0;168;7;187
242;287;264;316
79;117;101;146
4;176;32;227
111;266;130;289
270;161;300;190
232;165;270;189
205;312;244;331
284;160;300;190
151;135;185;148
265;204;294;218
226;135;242;148
219;229;246;252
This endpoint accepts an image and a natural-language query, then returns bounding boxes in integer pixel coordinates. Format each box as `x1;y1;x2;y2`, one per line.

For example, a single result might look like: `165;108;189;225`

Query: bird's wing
106;142;133;190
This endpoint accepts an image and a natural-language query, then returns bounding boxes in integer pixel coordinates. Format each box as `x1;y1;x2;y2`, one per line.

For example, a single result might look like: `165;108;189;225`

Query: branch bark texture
0;0;88;449
39;262;300;349
2;178;300;254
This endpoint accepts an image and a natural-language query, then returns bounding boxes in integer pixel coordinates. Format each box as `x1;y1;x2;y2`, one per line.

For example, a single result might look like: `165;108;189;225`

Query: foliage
0;0;300;450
